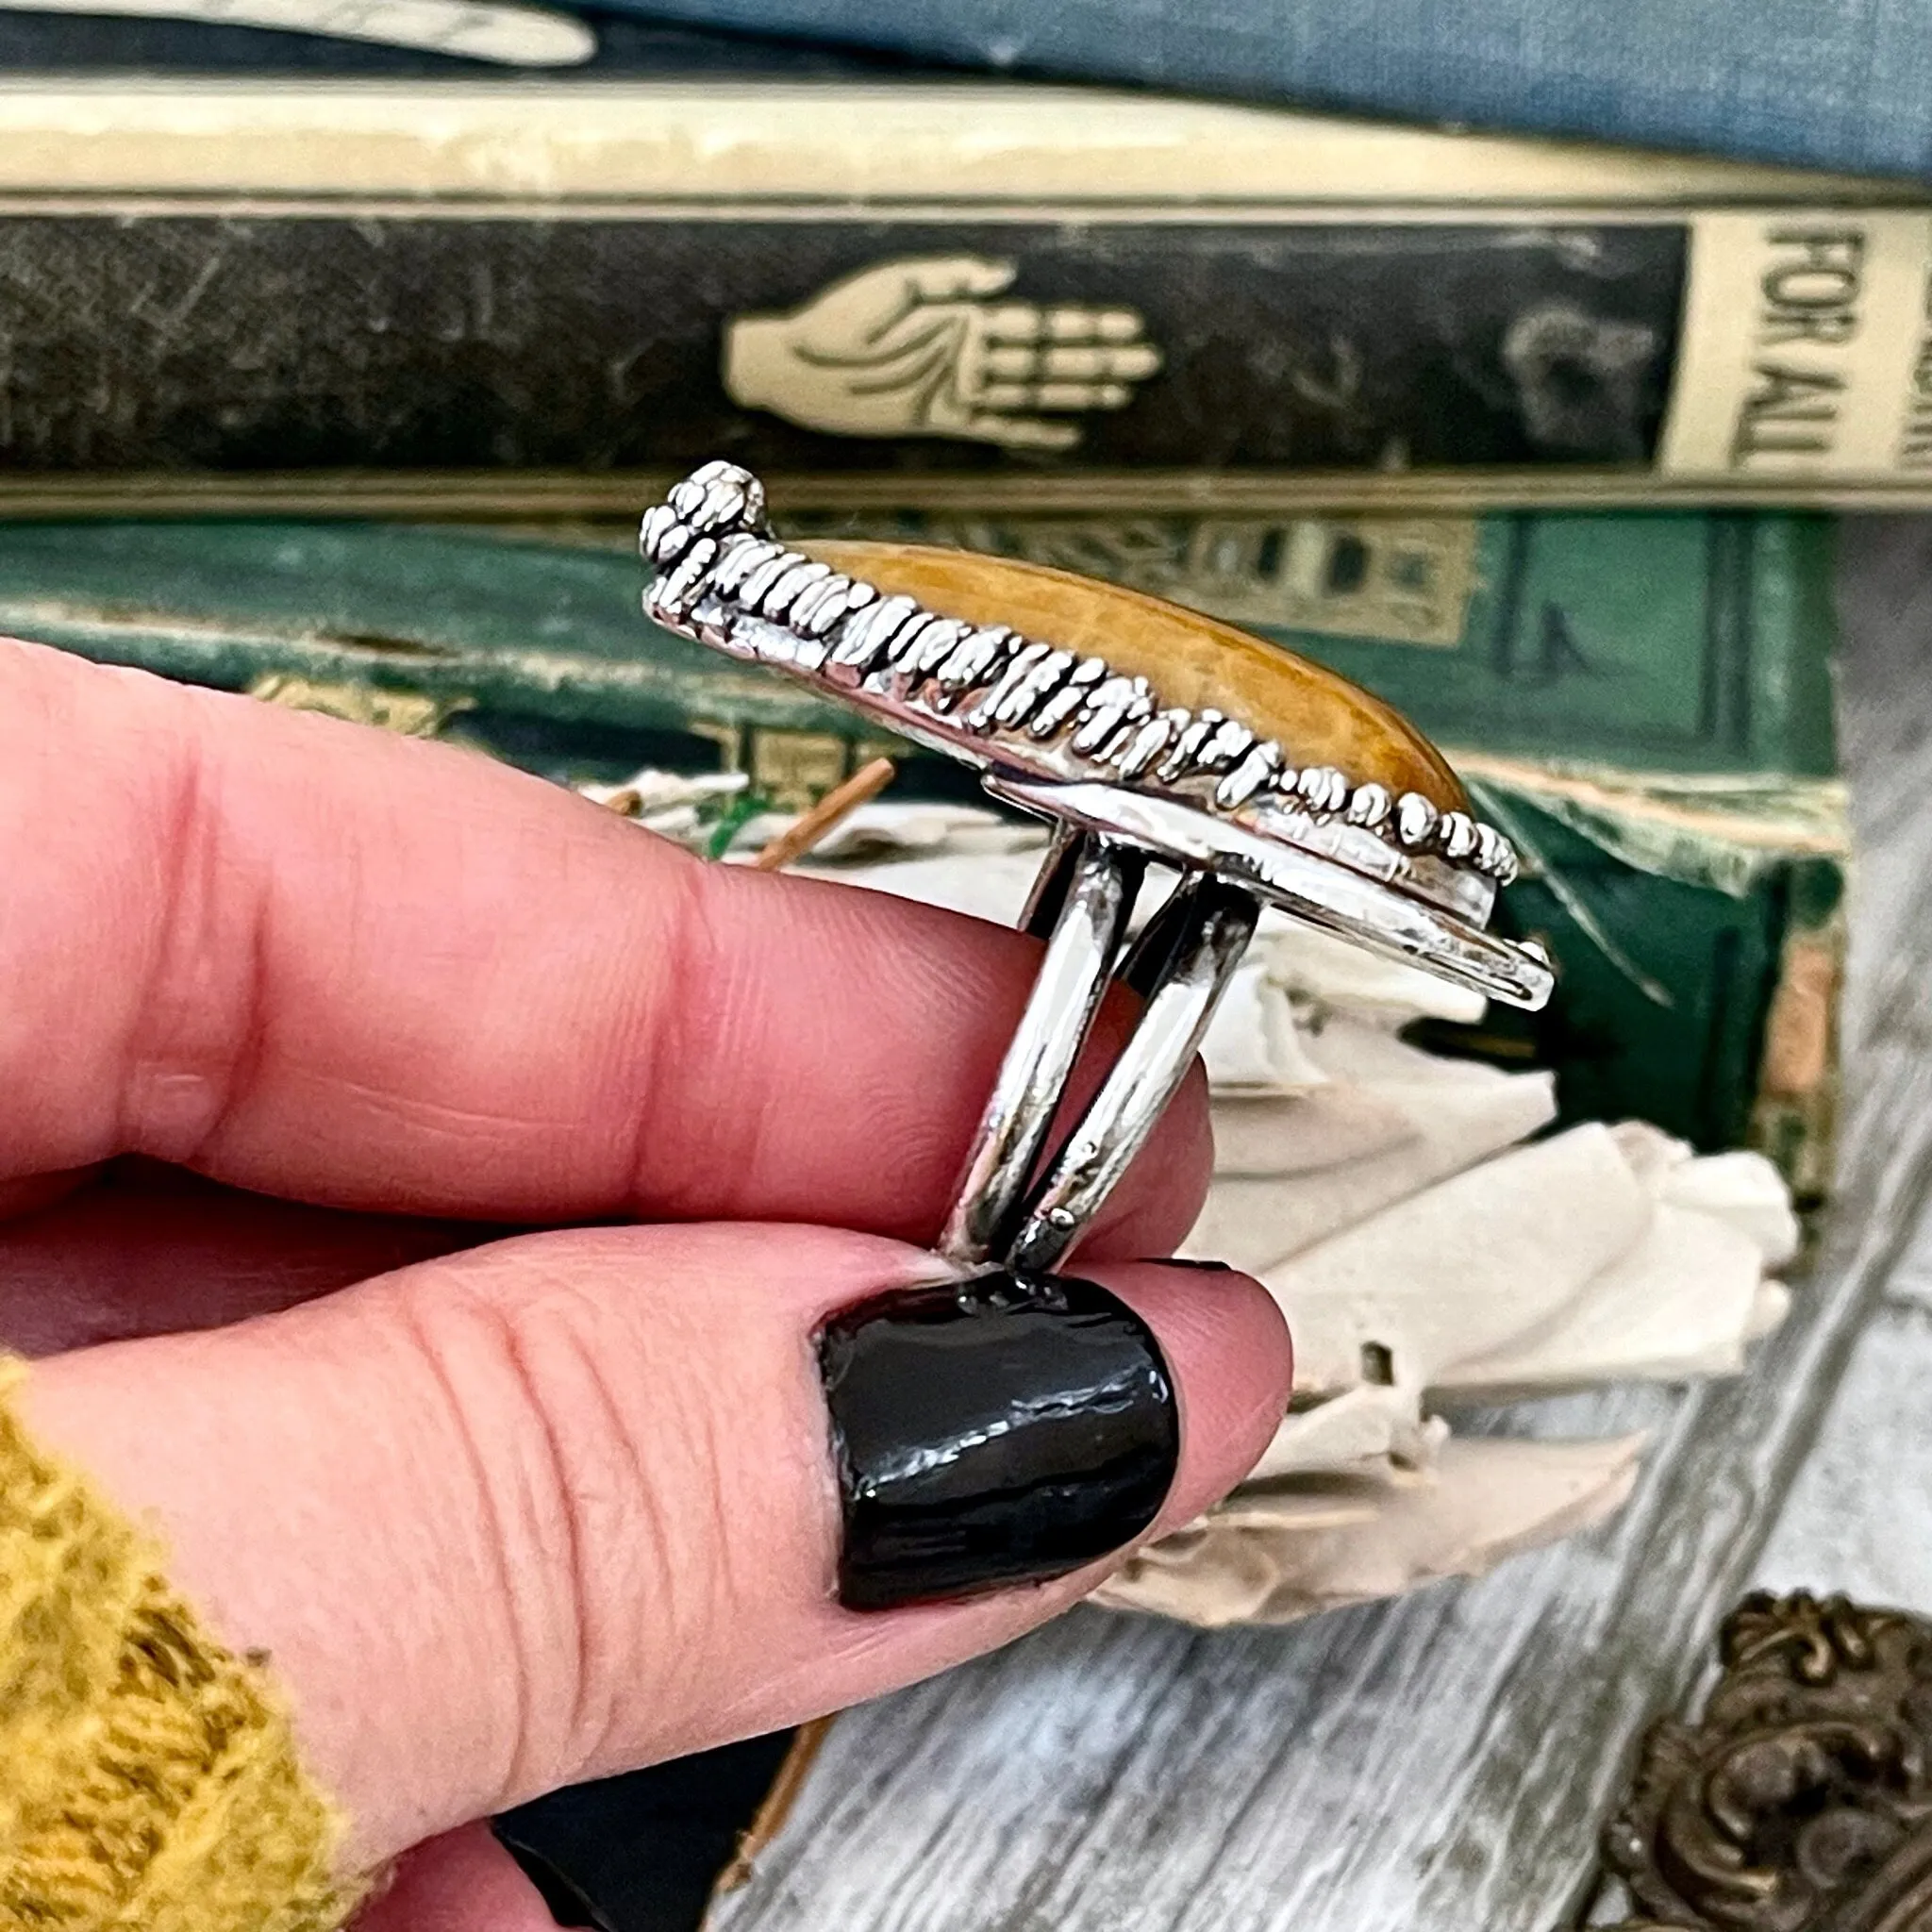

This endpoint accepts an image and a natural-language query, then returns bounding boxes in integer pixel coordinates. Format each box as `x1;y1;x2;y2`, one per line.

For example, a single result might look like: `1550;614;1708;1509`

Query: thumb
896;253;1017;303
15;1223;1290;1872
964;410;1086;451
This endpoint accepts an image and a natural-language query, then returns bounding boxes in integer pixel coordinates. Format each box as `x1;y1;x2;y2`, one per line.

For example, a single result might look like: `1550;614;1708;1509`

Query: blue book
591;0;1932;180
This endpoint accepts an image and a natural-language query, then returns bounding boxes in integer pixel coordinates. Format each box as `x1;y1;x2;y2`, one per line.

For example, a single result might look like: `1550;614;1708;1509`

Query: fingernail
817;1268;1178;1612
1141;1256;1236;1273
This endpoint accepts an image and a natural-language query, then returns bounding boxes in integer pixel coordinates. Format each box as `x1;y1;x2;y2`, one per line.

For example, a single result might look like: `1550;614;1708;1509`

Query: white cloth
1091;1435;1646;1626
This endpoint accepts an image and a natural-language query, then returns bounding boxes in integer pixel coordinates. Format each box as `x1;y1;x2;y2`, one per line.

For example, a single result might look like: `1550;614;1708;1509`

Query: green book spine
0;512;1843;1190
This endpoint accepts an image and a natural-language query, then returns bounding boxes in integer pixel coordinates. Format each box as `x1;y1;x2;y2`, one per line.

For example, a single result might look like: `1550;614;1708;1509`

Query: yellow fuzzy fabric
0;1359;364;1930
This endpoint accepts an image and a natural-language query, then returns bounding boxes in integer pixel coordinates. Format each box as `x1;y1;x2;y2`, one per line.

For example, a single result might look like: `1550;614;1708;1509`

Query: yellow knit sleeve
0;1358;366;1931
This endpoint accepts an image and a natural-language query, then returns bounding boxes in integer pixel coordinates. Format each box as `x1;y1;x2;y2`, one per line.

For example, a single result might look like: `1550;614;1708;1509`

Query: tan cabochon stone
801;540;1470;814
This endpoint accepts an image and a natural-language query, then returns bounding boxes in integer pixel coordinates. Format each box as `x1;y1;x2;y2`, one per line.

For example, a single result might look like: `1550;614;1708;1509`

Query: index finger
0;641;1209;1250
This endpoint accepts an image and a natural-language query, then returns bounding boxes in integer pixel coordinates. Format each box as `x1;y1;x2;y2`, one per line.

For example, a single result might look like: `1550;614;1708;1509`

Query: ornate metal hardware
1604;1591;1932;1932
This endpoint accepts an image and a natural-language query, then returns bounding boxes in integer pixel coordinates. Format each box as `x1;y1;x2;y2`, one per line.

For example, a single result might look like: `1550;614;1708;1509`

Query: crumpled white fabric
1090;1435;1651;1625
628;790;1804;1625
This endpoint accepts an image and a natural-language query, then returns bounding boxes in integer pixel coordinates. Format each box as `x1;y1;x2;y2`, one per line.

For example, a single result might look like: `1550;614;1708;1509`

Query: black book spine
6;80;1930;509
7;213;1682;473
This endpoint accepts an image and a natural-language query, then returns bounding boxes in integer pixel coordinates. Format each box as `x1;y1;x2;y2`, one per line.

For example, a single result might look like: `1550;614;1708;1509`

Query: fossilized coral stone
802;540;1470;816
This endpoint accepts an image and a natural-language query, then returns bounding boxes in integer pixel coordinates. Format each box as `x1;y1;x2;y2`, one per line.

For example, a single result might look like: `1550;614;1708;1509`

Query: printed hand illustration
724;256;1162;451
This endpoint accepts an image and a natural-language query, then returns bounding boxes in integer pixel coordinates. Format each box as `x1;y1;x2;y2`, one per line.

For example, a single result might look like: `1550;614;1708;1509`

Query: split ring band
641;462;1553;1274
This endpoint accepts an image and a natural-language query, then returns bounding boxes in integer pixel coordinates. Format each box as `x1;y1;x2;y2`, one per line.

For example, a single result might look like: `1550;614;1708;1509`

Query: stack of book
0;5;1874;1199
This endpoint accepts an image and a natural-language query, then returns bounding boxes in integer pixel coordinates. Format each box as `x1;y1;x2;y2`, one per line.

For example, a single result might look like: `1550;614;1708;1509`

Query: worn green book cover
0;510;1843;1194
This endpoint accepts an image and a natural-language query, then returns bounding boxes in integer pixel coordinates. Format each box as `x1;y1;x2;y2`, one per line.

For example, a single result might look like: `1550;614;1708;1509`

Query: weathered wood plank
1754;508;1932;1596
1752;1282;1932;1609
710;516;1932;1932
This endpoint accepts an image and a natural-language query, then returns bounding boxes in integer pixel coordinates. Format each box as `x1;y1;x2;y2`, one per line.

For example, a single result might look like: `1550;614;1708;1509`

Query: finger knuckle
391;1257;727;1791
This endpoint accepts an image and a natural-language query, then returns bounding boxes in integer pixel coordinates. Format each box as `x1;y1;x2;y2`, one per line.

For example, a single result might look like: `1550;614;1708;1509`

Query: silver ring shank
940;835;1260;1276
937;833;1141;1268
1008;875;1257;1274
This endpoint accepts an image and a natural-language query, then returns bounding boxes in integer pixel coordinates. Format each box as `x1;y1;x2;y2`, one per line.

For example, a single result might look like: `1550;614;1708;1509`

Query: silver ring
938;827;1142;1267
641;462;1553;1271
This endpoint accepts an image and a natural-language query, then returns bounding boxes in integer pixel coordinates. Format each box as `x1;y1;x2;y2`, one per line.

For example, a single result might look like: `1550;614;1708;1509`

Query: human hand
723;255;1162;450
0;641;1291;1924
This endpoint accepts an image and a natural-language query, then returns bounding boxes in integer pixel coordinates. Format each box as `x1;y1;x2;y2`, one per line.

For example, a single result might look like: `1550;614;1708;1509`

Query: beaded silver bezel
641;462;1552;1009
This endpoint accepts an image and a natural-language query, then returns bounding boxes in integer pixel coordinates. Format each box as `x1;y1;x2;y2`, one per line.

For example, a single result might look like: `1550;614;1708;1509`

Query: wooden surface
1754;520;1932;1611
708;516;1932;1932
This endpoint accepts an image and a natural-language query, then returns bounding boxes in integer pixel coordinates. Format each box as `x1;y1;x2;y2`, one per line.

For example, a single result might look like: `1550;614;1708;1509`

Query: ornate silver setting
642;461;1520;891
641;461;1549;1010
641;462;1553;1271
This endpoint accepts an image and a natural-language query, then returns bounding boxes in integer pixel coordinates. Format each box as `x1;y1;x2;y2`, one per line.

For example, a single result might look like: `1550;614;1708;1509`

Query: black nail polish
817;1268;1178;1612
1145;1256;1236;1272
